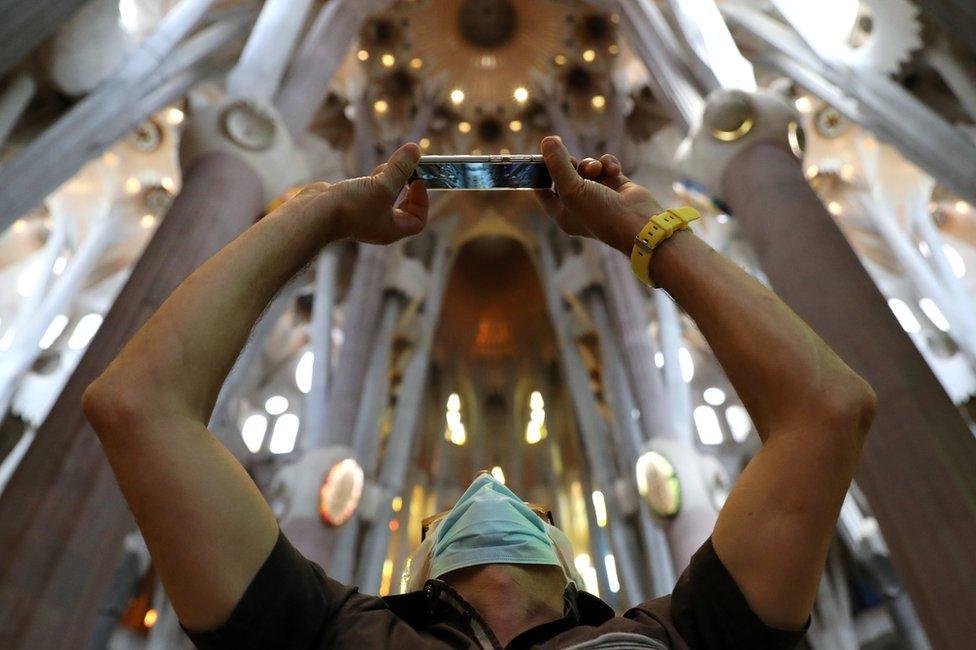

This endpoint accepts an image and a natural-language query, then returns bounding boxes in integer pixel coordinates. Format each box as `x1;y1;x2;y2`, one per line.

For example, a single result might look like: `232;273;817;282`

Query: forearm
649;230;874;438
648;229;874;629
90;187;341;422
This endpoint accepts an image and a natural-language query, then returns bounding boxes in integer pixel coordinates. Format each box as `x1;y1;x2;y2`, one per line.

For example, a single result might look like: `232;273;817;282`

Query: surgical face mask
425;474;565;581
399;476;584;594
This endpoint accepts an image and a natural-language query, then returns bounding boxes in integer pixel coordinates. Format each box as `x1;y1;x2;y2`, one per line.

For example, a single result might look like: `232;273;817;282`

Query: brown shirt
187;531;807;649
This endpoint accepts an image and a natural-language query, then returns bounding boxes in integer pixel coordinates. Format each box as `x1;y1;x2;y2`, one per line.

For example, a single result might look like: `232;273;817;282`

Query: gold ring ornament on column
706;89;757;142
711;115;754;142
787;120;805;158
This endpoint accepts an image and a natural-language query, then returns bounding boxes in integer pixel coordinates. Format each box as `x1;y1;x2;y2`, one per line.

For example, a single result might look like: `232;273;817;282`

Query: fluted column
357;224;455;594
724;142;976;649
0;153;263;649
534;228;644;605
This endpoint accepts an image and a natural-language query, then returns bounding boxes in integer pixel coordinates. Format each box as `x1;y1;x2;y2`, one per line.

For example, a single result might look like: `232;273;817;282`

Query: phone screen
410;160;552;190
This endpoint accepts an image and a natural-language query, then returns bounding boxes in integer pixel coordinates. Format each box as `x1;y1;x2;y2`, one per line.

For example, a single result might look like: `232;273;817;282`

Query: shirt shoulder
624;537;808;650
185;529;414;649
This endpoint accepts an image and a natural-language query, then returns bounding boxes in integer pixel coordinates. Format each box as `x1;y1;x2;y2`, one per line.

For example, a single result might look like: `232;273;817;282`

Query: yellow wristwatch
630;207;700;287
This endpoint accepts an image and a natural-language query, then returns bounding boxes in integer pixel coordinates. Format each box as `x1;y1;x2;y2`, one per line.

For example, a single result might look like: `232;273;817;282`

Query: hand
292;143;428;245
537;136;662;254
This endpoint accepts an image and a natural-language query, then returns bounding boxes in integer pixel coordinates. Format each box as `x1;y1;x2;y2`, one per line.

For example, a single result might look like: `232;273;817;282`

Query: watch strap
630;207;700;287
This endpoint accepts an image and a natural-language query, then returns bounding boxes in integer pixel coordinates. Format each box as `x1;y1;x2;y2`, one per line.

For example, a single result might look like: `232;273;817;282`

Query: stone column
302;249;339;452
587;291;675;598
0;0;92;78
0;72;35;148
727;144;976;649
682;89;976;649
0;152;264;649
534;227;644;606
325;295;401;582
305;245;389;449
357;224;455;594
0;0;226;228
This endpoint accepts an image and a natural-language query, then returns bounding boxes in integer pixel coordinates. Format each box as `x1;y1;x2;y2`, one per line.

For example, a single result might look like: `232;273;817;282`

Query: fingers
391;180;428;237
540;136;583;195
378;142;422;196
599;154;621;177
391;184;427;238
578;157;602;179
590;154;631;191
397;179;429;217
371;162;387;176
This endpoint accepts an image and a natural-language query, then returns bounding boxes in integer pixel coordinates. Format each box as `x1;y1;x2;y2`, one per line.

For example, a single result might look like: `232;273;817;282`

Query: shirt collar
382;578;616;647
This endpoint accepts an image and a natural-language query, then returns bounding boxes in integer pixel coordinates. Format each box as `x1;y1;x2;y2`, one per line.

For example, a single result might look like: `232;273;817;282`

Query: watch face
319;458;365;526
637;451;681;519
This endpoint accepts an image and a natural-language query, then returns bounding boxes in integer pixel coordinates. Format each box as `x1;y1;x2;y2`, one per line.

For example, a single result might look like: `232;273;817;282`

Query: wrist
647;229;695;286
610;211;651;255
283;188;348;242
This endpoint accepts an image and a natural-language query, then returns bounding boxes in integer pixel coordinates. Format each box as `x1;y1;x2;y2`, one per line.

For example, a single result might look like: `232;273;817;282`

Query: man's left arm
538;137;876;632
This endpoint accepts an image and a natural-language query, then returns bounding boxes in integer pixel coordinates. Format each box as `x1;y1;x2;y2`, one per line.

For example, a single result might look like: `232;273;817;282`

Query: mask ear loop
545;523;584;589
401;517;443;593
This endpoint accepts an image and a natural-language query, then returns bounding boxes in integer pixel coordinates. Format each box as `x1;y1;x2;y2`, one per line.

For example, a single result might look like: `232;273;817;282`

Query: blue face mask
429;474;563;579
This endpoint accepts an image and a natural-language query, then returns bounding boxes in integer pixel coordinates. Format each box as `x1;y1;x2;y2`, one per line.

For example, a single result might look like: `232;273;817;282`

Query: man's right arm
83;145;428;632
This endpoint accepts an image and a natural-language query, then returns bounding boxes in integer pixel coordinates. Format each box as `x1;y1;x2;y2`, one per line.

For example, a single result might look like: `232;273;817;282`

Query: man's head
400;473;581;595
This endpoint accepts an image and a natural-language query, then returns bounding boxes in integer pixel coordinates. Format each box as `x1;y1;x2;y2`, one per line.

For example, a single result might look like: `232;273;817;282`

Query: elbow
817;373;877;446
82;376;150;438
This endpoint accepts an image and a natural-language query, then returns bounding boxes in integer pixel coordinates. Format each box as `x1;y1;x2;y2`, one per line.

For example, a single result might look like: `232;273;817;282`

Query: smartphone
409;155;552;190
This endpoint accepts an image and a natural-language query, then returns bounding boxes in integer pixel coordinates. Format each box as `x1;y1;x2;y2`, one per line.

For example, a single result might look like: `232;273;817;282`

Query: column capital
180;97;308;204
676;89;802;204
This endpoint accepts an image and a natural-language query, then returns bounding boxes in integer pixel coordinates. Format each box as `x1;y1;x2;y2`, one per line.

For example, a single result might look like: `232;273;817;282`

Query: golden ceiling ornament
404;0;581;119
128;119;163;152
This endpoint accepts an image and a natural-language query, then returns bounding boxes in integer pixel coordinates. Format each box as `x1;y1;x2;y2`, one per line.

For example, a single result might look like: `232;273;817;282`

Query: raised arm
82;144;428;631
538;136;876;630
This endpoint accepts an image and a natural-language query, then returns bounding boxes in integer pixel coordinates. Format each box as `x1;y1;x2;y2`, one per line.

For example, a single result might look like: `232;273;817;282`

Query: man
83;136;876;649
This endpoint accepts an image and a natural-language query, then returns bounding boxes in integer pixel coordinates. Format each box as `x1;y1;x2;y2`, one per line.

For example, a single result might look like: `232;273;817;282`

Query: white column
303;249;339;451
0;72;35;148
0;211;119;419
226;0;316;101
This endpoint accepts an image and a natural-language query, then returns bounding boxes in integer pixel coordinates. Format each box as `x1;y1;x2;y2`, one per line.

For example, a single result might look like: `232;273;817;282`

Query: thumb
378;143;422;197
541;136;582;195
